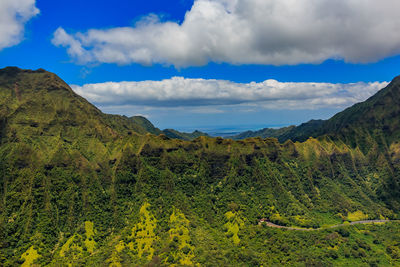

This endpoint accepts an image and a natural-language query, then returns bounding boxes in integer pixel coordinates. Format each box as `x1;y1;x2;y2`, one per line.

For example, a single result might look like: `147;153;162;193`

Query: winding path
259;219;397;231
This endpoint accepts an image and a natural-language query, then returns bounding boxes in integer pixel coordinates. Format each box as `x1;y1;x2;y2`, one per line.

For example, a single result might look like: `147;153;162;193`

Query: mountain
127;115;209;140
228;125;295;140
1;67;400;266
0;67;205;142
162;128;209;141
0;67;161;140
236;76;400;147
303;75;400;147
128;116;162;135
276;119;325;142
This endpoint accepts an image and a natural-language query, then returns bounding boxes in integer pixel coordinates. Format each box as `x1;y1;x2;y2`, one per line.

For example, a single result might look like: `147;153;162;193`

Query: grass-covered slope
162;128;209;141
0;67;206;142
1;67;400;266
313;75;400;148
277;119;325;142
129;116;163;135
129;116;209;141
0;67;160;140
125;116;209;141
229;125;295;140
253;76;400;146
233;75;400;149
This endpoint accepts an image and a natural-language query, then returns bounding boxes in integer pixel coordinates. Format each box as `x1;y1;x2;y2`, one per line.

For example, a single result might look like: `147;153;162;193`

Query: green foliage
128;202;158;261
163;207;196;266
107;241;126;267
84;221;96;253
347;210;369;222
162;128;209;141
230;125;296;140
1;67;400;266
21;246;40;267
224;211;244;245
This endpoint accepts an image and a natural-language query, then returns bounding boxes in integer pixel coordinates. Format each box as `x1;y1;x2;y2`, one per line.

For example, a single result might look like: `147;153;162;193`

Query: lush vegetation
1;67;400;266
234;74;400;147
162;129;209;141
229;125;295;140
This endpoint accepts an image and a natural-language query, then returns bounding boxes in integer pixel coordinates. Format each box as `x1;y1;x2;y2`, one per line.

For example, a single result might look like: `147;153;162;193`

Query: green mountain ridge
233;76;400;147
229;125;296;140
162;128;209;141
128;116;163;135
308;75;400;146
1;67;400;266
0;66;206;142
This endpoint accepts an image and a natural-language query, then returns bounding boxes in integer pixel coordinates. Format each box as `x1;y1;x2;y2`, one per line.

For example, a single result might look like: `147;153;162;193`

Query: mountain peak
277;74;400;147
0;67;209;141
0;66;75;98
0;66;47;75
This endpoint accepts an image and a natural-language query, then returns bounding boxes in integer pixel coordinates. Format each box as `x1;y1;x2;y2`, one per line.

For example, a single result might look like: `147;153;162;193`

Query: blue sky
1;0;400;132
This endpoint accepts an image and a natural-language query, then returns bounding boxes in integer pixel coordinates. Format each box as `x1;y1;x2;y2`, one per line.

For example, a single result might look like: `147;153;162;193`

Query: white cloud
53;0;400;67
71;78;388;111
0;0;39;51
52;28;90;63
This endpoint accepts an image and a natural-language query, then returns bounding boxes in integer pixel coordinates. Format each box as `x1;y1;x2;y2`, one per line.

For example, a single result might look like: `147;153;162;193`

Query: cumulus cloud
52;0;400;67
71;78;388;111
0;0;39;51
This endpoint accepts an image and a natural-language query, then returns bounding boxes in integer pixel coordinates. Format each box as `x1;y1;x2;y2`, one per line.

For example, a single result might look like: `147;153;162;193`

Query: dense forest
1;67;400;266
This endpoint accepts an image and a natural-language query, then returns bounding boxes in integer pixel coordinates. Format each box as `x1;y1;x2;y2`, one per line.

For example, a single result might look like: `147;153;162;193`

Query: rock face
1;67;400;266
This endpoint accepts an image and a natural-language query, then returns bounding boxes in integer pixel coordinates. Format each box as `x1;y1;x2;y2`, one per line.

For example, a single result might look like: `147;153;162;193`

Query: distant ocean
173;124;291;137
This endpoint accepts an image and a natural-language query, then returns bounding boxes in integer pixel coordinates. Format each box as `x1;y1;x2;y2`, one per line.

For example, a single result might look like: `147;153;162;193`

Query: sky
1;0;400;132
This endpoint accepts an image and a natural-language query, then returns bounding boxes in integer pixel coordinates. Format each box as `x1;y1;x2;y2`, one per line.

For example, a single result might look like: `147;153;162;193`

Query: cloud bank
71;78;388;111
0;0;39;51
53;0;400;67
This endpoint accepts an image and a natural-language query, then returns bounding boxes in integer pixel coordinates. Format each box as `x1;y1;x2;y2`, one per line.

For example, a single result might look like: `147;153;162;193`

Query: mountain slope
1;67;400;266
0;67;207;142
284;76;400;146
310;76;400;148
276;119;325;142
162;128;209;140
229;125;295;140
126;116;209;140
0;67;156;141
234;76;400;148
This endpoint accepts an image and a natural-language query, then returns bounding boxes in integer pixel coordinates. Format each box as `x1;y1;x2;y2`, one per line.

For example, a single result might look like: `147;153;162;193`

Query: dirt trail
259;219;397;231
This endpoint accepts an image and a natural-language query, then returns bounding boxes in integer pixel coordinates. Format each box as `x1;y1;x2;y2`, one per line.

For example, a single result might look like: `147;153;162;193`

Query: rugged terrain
1;67;400;266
